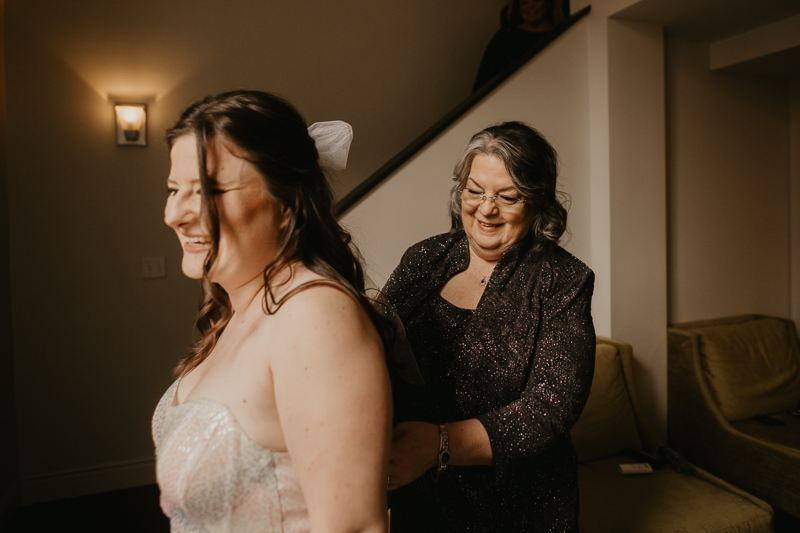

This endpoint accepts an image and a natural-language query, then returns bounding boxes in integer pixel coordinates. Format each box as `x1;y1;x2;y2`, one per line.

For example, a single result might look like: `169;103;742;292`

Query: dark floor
4;484;800;532
774;509;800;533
5;484;168;533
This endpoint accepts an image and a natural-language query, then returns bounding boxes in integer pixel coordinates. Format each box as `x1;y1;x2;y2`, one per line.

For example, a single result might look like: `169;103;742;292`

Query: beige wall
342;18;592;288
0;0;21;523
567;5;670;438
574;1;669;438
607;18;667;439
5;0;507;502
580;0;649;339
666;37;791;323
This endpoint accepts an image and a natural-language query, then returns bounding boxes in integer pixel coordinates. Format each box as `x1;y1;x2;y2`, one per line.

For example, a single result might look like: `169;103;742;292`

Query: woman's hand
387;419;495;490
387;421;439;490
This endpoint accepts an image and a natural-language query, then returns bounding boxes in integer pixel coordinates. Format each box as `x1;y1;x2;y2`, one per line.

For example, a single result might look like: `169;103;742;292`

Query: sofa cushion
578;456;774;533
697;317;800;421
571;343;642;462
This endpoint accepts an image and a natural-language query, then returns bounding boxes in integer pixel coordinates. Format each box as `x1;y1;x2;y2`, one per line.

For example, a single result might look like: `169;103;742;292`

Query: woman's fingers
387;421;440;489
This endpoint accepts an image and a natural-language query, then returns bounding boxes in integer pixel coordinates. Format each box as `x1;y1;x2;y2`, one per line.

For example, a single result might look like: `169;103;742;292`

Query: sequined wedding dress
152;380;310;532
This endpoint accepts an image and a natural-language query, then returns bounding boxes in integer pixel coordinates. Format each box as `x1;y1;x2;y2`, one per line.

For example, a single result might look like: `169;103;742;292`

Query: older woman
152;90;392;532
385;121;595;532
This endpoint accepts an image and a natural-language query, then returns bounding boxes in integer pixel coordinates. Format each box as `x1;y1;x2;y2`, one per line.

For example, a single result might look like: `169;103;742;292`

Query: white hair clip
307;120;353;171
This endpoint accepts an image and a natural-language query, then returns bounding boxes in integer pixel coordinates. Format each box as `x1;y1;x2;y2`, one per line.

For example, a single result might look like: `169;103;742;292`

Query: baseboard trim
0;480;21;529
20;458;156;505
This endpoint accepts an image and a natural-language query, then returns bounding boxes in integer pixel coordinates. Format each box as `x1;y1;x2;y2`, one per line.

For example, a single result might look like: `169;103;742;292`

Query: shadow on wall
5;22;199;487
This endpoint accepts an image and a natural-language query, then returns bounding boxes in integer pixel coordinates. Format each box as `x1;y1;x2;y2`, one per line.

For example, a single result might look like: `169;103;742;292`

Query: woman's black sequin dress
385;231;595;532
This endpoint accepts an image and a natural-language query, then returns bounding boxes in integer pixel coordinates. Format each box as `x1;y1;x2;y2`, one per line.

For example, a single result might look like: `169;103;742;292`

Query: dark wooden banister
335;5;591;217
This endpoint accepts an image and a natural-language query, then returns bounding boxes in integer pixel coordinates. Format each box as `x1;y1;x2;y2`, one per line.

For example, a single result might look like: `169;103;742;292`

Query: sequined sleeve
383;249;416;319
476;260;595;479
383;234;456;320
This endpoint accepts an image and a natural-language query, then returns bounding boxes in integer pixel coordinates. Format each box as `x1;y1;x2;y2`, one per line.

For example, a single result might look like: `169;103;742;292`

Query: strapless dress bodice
152;380;309;533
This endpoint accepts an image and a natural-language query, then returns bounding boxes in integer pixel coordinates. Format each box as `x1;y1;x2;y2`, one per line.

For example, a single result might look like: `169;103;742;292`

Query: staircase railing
335;5;591;216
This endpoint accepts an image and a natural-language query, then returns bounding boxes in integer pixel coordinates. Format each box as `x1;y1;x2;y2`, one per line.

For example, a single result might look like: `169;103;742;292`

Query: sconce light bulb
116;105;145;130
115;104;147;146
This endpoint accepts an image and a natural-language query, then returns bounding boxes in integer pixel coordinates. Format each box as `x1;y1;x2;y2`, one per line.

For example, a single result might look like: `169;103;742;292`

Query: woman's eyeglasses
458;188;526;209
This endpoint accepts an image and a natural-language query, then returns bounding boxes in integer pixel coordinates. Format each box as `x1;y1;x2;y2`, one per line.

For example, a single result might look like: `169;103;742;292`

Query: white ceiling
614;0;800;78
615;0;800;41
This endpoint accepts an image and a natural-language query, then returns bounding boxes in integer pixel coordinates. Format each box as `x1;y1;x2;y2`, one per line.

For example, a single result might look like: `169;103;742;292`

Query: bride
152;90;392;532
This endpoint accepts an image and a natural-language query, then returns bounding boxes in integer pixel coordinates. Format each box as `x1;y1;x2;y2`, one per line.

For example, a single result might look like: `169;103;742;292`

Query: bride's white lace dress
152;380;310;533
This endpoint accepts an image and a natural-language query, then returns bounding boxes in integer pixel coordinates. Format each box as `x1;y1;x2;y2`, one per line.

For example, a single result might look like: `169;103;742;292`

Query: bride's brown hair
167;90;391;377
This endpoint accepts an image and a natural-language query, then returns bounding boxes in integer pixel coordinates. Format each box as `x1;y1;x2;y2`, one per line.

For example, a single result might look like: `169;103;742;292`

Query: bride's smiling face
164;134;289;289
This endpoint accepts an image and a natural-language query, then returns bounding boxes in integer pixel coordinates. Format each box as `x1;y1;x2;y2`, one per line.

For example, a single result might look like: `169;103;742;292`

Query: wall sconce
115;104;147;146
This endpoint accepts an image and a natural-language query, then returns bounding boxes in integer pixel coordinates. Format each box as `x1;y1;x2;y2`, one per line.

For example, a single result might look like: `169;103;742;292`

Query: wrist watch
438;424;450;472
430;423;450;482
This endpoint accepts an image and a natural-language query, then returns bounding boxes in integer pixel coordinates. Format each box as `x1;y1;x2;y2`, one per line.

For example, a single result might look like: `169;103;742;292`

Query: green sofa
668;315;800;518
572;337;774;532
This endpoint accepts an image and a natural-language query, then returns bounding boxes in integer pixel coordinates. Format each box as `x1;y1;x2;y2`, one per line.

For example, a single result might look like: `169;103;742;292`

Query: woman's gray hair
449;121;568;251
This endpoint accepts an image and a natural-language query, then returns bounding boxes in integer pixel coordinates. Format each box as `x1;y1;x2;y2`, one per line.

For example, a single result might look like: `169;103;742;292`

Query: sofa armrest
668;328;800;515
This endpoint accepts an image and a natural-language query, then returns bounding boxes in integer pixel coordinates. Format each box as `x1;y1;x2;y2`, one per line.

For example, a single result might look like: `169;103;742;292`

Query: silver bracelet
430;424;451;482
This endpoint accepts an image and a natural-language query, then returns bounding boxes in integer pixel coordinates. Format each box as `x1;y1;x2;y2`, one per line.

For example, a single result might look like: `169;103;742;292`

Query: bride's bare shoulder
250;264;370;330
285;277;366;324
263;266;379;351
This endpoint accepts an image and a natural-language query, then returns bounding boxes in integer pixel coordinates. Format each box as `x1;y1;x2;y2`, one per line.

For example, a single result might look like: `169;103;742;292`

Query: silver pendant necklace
470;254;494;286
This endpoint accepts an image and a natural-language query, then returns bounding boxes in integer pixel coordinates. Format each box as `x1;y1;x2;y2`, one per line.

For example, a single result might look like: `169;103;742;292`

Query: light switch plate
143;256;166;279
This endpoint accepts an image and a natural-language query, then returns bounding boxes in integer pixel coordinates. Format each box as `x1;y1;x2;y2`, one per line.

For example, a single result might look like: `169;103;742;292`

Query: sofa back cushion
697;317;800;421
571;343;642;462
